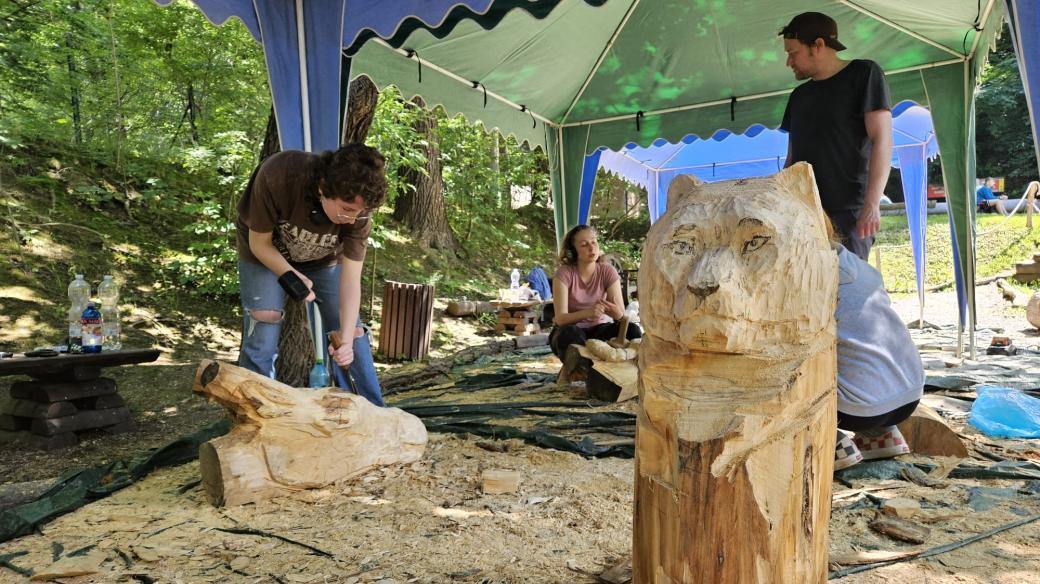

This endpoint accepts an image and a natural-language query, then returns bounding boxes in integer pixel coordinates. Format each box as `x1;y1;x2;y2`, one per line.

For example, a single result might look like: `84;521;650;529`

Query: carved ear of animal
666;174;704;211
773;162;828;238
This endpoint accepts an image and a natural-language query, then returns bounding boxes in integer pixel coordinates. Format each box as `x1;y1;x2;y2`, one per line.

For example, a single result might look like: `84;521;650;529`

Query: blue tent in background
580;101;939;320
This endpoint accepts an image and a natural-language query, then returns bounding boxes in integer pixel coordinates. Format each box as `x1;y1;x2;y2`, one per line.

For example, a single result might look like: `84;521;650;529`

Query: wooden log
633;165;839;583
10;378;116;403
896;404;969;458
7;399;77;419
31;407;131;436
192;360;428;507
445;300;495;317
869;513;930;544
558;344;592;383
75;393;126;410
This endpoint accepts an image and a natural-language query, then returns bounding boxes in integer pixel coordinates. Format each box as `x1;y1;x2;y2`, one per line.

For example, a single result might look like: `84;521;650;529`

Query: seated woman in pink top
550;224;642;360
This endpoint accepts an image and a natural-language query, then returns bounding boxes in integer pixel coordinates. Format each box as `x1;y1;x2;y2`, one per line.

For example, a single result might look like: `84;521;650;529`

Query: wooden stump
192;360;427;507
897;404;969;457
633;165;839;583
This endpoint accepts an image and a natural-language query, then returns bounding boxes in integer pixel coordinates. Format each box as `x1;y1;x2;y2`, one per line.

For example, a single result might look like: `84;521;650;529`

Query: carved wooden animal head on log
641;162;837;359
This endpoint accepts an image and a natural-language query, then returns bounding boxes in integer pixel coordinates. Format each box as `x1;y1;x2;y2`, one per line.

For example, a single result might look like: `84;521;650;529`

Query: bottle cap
103;275;113;280
75;274;84;279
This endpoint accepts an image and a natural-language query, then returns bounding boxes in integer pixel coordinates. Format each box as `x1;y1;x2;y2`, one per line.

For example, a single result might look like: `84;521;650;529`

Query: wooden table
0;349;160;449
491;300;550;336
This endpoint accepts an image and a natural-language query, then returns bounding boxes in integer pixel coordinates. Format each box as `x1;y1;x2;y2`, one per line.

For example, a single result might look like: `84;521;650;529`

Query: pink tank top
555;263;619;328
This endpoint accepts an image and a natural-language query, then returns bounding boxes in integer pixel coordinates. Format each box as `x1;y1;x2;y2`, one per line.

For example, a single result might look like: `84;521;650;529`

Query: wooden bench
0;349;160;449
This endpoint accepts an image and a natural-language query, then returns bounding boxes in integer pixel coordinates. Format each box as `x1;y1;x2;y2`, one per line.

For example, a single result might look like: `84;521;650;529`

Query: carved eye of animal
665;225;698;256
742;235;771;255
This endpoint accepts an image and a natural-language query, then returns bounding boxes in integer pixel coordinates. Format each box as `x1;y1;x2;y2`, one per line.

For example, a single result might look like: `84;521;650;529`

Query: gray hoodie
835;245;924;417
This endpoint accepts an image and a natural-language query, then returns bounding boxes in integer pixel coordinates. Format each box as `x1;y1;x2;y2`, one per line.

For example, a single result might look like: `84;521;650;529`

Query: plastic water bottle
510;268;521;289
309;357;330;388
308;308;329;388
98;275;122;350
67;308;83;354
67;274;90;354
81;302;102;353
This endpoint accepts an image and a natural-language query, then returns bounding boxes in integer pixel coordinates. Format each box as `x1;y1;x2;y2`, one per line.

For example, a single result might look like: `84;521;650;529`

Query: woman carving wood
634;163;839;583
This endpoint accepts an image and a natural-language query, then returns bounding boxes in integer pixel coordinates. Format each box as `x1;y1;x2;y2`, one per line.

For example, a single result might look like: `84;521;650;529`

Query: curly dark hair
307;143;388;209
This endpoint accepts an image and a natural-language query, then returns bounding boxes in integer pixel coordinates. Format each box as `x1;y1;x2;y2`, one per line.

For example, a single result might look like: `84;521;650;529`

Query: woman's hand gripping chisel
327;331;359;394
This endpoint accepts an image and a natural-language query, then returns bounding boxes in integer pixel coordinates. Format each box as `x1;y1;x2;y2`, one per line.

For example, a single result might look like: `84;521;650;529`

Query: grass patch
874;213;1040;294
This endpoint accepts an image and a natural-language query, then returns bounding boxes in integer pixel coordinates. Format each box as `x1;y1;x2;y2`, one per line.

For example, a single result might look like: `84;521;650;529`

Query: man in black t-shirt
779;12;893;260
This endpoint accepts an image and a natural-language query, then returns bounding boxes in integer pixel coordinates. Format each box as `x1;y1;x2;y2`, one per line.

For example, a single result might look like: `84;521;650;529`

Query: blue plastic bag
968;386;1040;438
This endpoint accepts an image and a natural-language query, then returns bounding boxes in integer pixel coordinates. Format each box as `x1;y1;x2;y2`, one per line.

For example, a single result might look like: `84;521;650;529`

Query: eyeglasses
335;211;371;224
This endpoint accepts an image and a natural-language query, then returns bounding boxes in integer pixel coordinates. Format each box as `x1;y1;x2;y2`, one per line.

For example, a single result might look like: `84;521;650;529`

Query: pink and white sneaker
853;426;911;461
834;431;863;471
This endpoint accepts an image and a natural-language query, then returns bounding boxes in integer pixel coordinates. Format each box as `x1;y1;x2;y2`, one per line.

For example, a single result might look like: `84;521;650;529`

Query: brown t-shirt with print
236;150;371;269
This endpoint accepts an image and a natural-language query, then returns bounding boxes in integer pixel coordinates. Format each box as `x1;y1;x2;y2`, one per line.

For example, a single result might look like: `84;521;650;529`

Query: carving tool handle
326;331;358;394
614;316;630;345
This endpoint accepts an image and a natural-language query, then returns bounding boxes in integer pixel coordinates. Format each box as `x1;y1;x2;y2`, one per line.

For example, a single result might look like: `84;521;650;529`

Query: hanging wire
520;104;536;129
730;96;738;122
962;0;983;55
635;110;644;132
404;49;422;83
471;81;488;107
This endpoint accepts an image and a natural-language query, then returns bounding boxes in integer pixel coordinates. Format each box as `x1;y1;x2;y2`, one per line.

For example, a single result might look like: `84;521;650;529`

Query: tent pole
558;125;568;231
295;0;311;151
965;60;977;360
561;59;963;129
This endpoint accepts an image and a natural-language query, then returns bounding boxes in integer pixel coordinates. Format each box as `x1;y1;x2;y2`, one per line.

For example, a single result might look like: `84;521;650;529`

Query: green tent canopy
347;0;1008;356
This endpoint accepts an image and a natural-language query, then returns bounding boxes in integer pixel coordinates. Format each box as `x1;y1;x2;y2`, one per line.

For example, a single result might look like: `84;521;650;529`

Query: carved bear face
640;163;837;359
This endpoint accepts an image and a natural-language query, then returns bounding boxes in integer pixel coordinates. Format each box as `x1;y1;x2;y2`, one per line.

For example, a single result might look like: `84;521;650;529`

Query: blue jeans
237;260;385;407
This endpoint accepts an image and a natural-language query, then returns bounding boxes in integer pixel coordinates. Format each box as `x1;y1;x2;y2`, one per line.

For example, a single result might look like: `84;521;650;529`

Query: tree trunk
253;109;315;388
65;5;82;147
393;96;458;251
273;76;382;386
633;167;838;583
187;82;199;143
192;360;427;507
342;75;379;144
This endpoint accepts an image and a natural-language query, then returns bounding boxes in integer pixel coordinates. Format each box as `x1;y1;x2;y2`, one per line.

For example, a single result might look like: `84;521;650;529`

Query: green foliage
170;201;239;297
977;30;1037;194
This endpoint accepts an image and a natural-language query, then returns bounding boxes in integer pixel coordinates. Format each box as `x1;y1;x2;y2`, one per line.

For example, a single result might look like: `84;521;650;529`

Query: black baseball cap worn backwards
779;11;847;51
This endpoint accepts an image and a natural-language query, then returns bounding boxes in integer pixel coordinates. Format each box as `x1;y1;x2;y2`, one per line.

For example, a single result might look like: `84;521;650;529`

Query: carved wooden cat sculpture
633;163;838;583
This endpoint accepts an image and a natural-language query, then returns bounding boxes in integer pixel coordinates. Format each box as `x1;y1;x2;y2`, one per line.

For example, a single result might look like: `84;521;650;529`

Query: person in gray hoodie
832;241;924;469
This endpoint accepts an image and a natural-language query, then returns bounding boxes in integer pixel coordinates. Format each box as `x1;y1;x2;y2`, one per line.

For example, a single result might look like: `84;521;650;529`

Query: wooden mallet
609;316;630;349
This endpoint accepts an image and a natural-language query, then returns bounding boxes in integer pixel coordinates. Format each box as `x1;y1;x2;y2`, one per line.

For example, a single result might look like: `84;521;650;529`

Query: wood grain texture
192;360;427;507
633;164;838;583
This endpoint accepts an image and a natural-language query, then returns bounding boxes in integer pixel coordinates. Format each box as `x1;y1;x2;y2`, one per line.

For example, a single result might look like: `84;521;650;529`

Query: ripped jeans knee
244;308;282;337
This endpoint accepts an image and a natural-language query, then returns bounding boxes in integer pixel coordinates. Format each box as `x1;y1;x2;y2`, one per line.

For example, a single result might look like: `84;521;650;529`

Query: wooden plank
11;377;116;403
422;282;434;355
31;406;131;436
0;349;160;378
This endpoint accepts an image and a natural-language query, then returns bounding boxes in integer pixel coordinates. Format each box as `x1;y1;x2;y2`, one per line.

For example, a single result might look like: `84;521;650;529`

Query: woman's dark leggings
549;320;643;359
837;399;920;433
